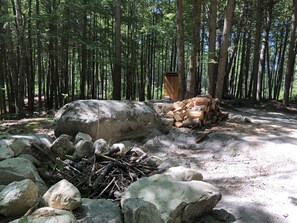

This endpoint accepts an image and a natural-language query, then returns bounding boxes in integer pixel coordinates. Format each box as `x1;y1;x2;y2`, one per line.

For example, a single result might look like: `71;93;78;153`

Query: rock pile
0;100;232;222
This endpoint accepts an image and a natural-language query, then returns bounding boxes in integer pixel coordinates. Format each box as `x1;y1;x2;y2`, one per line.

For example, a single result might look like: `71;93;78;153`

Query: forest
0;0;297;117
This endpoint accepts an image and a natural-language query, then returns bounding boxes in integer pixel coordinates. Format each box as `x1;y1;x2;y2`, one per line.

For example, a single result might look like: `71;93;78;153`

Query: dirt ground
157;101;297;223
1;100;296;223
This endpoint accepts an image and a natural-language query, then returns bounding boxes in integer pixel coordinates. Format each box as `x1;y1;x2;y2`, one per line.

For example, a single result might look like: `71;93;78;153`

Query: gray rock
121;174;221;223
163;166;203;181
110;143;127;156
73;139;94;159
54;100;167;143
18;154;41;167
11;207;77;223
75;132;93;144
0;157;47;196
122;198;163;223
229;114;252;123
42;179;82;210
196;209;236;223
50;134;74;158
0;179;39;217
94;138;109;155
7;134;53;154
0;140;14;160
143;156;163;167
143;130;198;152
9;138;31;156
75;198;123;223
0;185;5;192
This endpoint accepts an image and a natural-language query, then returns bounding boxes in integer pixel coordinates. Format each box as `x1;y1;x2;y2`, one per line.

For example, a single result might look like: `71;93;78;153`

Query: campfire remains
39;143;160;201
40;96;227;201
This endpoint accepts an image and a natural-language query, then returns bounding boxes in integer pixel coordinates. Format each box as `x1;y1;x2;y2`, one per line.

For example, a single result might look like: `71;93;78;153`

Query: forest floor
0;100;297;223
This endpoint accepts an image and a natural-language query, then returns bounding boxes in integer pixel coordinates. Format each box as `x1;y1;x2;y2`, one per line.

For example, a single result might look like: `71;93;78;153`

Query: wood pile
163;95;228;128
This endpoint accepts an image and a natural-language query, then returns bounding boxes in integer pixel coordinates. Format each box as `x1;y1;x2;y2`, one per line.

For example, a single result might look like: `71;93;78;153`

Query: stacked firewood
163;96;228;128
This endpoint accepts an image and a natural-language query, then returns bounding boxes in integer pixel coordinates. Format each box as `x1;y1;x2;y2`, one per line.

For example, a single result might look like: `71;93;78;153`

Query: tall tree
207;0;217;97
283;0;297;106
113;0;122;100
185;0;201;99
215;0;236;100
251;0;264;102
176;0;186;100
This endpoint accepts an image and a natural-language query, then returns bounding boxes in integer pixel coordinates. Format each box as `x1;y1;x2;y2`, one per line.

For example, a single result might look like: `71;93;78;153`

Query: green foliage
1;0;297;115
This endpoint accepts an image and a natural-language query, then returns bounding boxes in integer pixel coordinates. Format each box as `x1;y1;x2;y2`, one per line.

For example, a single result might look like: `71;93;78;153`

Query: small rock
73;140;94;159
210;209;236;222
0;185;5;192
94;138;109;155
75;198;123;223
143;155;163;167
75;132;92;144
122;198;163;223
0;140;14;160
19;154;41;167
0;179;39;217
130;147;146;156
11;207;77;223
9;139;31;156
0;157;47;196
41;179;82;210
163;166;203;181
50;134;74;159
109;143;127;156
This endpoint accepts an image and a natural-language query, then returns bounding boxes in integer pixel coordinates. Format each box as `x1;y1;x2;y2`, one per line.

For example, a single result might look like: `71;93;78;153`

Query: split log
161;96;228;128
186;110;204;120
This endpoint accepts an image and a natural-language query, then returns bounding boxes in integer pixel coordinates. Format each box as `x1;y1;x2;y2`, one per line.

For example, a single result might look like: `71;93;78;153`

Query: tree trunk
207;0;217;97
176;0;186;100
274;25;289;100
251;0;264;102
283;0;297;106
112;0;122;100
186;0;201;99
215;0;236;100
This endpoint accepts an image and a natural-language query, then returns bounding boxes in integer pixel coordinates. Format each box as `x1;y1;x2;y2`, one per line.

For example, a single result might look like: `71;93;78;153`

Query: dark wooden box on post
164;71;179;100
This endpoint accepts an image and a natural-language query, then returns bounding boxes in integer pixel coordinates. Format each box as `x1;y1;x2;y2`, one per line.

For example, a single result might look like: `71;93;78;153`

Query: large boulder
54;100;167;143
41;179;82;210
0;179;39;217
121;174;221;223
75;198;123;223
10;207;77;223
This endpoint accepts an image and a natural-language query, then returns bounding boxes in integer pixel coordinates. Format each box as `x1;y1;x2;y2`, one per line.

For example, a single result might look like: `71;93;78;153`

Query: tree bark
185;0;201;99
176;0;186;100
251;0;264;102
207;0;217;97
215;0;236;100
112;0;122;100
283;0;297;106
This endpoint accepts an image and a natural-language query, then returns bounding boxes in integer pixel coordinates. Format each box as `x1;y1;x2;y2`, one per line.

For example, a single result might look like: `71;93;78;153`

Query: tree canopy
0;0;296;116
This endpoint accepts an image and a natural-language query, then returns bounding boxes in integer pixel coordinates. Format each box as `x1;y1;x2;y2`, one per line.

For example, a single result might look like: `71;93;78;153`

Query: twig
97;177;116;198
